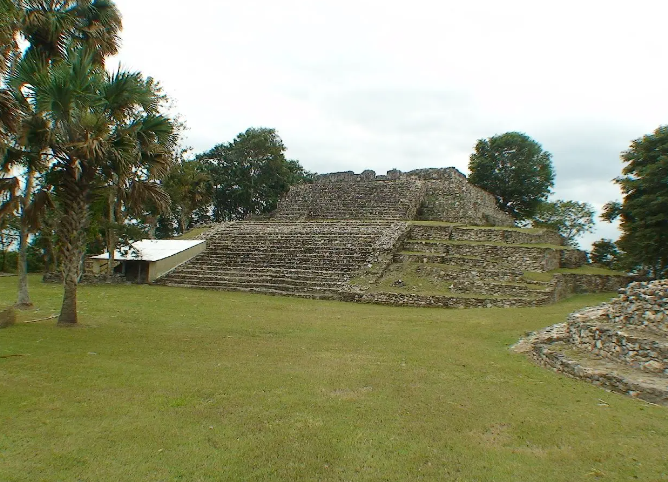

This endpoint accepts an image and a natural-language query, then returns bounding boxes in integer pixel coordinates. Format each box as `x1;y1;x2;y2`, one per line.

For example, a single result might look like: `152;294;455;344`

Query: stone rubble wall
528;340;668;405
274;167;514;226
567;320;668;373
604;280;668;333
403;240;563;272
272;179;425;221
515;279;668;405
409;224;564;245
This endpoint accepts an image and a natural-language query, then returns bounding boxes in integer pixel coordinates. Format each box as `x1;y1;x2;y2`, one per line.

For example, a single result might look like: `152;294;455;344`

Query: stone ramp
515;280;668;405
156;221;409;298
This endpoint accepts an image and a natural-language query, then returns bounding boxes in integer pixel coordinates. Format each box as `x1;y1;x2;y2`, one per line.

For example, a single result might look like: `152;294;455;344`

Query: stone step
567;322;668;374
408;224;563;245
159;282;342;300
402;241;563;272
165;265;351;279
529;340;668;406
394;252;498;270
206;242;377;251
344;290;545;308
448;280;551;298
189;254;371;268
159;273;346;291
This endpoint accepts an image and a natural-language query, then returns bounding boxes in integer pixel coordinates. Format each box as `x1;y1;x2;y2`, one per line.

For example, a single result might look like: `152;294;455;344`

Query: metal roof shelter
90;239;206;283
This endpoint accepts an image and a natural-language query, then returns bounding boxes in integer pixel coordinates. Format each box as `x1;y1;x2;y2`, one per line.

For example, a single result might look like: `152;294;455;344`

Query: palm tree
1;0;123;308
19;0;121;66
27;48;175;324
0;0;20;77
164;159;213;234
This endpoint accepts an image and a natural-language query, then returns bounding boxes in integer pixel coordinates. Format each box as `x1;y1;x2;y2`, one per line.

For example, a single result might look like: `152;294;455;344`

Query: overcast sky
109;0;668;249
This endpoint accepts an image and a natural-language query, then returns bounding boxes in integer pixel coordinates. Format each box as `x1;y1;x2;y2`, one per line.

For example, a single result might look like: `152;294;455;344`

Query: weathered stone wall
409;169;514;227
272;178;425;221
402;240;564;272
342;290;546;308
409;224;564;245
516;279;668;405
273;167;514;226
604;280;668;333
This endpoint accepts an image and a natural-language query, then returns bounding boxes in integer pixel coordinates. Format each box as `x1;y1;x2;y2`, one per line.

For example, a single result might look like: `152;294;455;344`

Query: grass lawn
1;275;666;481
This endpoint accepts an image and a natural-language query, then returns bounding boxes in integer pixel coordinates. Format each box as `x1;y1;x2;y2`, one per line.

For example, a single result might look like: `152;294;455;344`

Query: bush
0;306;17;328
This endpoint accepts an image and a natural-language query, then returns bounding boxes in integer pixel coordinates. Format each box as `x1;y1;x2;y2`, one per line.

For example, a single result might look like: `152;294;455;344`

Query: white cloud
109;0;668;249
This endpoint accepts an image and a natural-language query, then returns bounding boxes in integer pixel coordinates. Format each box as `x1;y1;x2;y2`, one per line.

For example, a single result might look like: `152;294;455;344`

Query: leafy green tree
590;239;622;269
199;127;311;221
468;132;555;220
531;200;595;247
602;126;668;277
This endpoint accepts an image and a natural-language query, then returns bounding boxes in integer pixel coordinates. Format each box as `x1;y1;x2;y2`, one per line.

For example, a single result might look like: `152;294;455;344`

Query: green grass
1;276;667;481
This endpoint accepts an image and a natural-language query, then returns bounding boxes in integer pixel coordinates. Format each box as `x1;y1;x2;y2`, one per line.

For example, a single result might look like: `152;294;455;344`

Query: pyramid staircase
155;221;408;299
515;280;668;405
271;179;425;221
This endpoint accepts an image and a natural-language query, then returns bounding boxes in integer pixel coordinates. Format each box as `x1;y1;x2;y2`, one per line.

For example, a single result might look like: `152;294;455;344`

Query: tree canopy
468;132;555;220
198;127;311;222
1;0;176;324
602;126;668;277
531;200;595;247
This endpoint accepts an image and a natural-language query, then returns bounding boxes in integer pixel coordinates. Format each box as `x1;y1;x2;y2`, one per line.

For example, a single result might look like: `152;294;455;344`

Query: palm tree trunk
16;169;34;308
106;190;116;275
57;172;88;326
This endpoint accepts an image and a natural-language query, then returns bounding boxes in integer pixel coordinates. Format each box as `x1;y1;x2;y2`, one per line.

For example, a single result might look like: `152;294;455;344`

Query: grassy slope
1;276;666;481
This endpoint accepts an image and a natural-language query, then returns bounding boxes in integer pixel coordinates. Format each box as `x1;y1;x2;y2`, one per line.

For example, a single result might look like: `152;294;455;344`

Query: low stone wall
409;224;564;245
548;273;632;303
568;320;668;373
342;290;544;308
560;249;588;268
605;280;668;333
43;272;129;284
515;278;668;405
528;340;668;405
403;241;563;272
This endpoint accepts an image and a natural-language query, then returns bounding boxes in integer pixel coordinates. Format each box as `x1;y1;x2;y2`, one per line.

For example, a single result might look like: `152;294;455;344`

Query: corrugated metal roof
91;239;205;262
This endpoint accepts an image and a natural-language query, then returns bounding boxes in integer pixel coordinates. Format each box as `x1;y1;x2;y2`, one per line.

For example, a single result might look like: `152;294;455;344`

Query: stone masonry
515;280;668;405
156;167;622;308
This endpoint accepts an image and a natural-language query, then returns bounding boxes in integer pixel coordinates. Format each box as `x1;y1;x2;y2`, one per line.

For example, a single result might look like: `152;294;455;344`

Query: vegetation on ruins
2;275;667;481
531;199;595;247
197;127;312;222
600;125;668;277
468;132;555;221
0;0;177;324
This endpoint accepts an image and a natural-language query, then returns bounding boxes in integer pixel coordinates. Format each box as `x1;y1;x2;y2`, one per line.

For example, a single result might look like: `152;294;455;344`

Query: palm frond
24;187;53;231
127;179;170;216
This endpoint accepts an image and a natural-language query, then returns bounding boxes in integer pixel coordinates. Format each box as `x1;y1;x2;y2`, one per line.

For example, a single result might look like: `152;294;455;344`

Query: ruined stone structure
272;168;514;227
157;168;627;308
515;280;668;405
